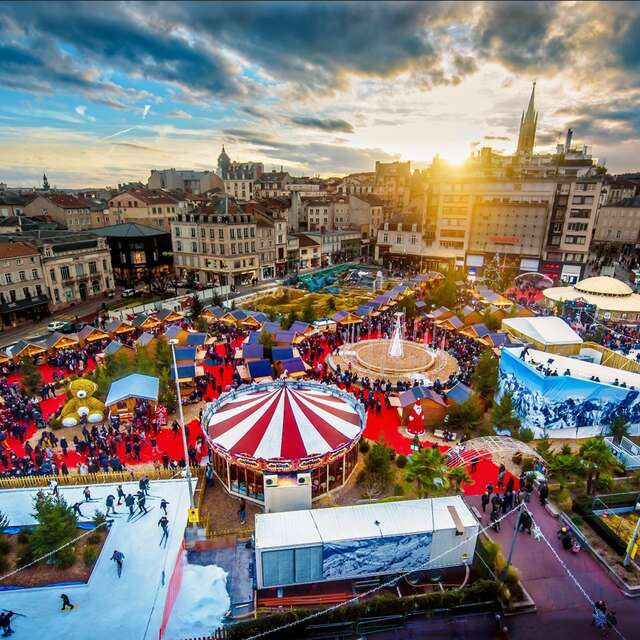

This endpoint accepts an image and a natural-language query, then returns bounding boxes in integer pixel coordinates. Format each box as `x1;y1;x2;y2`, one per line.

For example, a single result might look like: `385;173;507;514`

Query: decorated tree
28;494;78;569
21;358;43;397
471;349;499;405
302;299;316;324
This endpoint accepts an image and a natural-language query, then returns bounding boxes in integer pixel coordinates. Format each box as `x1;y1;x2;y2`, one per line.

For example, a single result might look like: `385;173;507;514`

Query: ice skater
160;498;169;515
105;494;117;516
110;549;125;578
116;484;125;506
60;594;74;611
0;610;15;636
125;494;135;517
158;515;169;546
48;478;59;498
72;502;84;518
137;492;148;515
83;486;92;502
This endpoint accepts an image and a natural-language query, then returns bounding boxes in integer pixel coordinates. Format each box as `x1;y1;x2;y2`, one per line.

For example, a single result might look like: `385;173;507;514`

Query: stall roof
242;344;264;360
163;325;182;340
398;386;447;408
445;382;473;405
275;330;296;344
135;332;154;347
245;330;260;345
204;305;225;318
171;364;196;379
255;496;474;550
470;323;490;338
272;346;294;361
502;316;583;346
105;318;134;333
174;346;196;361
247;359;273;379
103;340;129;356
105;373;159;406
484;332;514;347
186;332;207;346
279;357;306;374
262;321;281;335
230;309;247;321
45;332;78;349
289;321;312;334
355;305;376;317
156;308;183;322
78;325;107;341
248;311;269;323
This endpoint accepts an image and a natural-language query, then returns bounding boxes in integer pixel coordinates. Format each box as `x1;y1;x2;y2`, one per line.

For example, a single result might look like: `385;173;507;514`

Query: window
175;227;181;237
218;229;224;239
89;261;97;274
230;228;235;239
191;242;197;253
102;259;107;271
23;287;30;299
219;244;225;255
176;241;182;252
18;271;25;282
35;284;42;296
76;264;84;277
4;274;11;285
31;269;38;279
54;288;60;303
231;243;237;255
190;228;196;238
49;269;56;283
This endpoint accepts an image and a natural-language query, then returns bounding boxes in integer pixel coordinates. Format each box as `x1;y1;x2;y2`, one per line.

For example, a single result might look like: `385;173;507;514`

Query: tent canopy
247;359;273;379
243;344;264;360
502;316;583;346
186;332;208;346
174;346;196;361
445;382;473;405
105;373;159;406
272;346;294;361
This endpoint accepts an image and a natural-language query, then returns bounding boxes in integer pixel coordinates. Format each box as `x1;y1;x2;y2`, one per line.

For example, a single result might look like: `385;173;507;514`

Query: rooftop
93;222;170;238
0;240;39;258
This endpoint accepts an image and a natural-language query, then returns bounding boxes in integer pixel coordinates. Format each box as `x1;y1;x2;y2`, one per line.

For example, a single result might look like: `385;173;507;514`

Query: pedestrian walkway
464;493;638;639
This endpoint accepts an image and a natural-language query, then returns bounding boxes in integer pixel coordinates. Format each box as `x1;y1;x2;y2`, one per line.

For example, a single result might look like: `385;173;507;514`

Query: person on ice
83;486;91;502
48;478;59;498
72;502;84;518
160;499;169;515
137;493;148;515
60;594;74;611
110;550;125;578
125;493;135;516
0;610;15;636
116;484;125;506
105;494;117;515
158;515;169;545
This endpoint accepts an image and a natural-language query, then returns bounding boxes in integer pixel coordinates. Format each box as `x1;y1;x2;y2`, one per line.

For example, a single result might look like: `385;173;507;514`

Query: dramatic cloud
289;116;355;133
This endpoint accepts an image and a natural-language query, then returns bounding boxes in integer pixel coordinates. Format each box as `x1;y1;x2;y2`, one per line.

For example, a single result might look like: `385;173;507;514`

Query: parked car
47;320;67;332
121;289;136;298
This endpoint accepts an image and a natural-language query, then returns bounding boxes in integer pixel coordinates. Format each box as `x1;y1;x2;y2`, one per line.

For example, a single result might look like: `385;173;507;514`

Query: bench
545;501;560;518
470;505;483;522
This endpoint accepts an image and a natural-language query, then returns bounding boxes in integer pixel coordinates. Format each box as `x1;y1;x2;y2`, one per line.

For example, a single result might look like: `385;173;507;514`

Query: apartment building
24;193;93;230
593;197;640;248
374;161;411;212
338;172;375;196
171;198;259;287
34;233;115;310
245;202;288;278
147;168;223;194
295;234;321;271
0;241;49;328
108;189;184;232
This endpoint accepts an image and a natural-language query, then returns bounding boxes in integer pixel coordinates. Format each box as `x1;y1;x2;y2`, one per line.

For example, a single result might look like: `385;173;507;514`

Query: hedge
225;580;499;640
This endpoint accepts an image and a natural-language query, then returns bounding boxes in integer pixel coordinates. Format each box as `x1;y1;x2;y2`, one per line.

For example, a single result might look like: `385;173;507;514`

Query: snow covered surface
164;562;230;640
0;480;191;640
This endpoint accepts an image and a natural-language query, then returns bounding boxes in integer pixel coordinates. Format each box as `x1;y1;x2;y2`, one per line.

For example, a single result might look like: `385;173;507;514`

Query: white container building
254;496;478;590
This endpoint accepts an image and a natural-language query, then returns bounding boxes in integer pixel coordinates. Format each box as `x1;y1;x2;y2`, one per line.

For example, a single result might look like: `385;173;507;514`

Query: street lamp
169;339;195;512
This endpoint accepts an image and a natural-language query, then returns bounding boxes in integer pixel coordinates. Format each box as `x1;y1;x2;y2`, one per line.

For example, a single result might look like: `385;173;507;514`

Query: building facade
108;189;184;232
148;168;223;194
593;197;640;248
24;193;93;230
0;241;49;329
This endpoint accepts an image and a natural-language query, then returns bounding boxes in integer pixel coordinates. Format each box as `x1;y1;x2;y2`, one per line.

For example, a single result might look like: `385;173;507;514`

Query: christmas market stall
104;373;159;425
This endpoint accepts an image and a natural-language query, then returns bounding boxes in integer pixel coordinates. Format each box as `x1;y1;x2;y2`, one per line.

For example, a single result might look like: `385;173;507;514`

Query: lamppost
169;339;195;512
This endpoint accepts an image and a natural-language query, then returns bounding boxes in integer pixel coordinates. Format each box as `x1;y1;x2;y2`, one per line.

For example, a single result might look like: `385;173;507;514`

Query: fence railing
0;466;204;490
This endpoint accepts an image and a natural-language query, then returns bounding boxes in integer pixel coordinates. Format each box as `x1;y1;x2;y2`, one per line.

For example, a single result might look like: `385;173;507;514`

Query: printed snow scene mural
322;532;433;580
497;348;640;438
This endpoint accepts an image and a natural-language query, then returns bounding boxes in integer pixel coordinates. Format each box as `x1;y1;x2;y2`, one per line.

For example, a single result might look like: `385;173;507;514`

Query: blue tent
174;346;196;361
247;359;273;379
272;346;294;361
279;357;306;374
243;344;264;360
105;374;159;406
186;332;207;346
171;364;196;380
245;330;260;345
289;321;311;334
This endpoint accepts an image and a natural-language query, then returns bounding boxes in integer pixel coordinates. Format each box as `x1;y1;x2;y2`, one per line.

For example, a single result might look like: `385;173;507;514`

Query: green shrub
55;546;75;570
83;544;99;567
393;483;405;496
17;546;34;567
358;440;370;454
0;556;9;573
518;428;535;443
87;532;102;545
17;531;30;545
0;539;11;555
396;454;407;469
93;510;107;528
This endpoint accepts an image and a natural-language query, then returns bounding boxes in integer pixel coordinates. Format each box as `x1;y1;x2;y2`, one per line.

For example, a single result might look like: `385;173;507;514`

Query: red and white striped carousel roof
206;385;363;460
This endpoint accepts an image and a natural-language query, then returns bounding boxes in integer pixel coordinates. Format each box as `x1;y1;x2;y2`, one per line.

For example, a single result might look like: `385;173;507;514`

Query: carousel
201;380;366;504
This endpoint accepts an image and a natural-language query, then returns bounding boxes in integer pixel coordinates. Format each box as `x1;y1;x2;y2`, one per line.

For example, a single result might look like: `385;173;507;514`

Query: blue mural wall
322;533;433;580
497;348;640;436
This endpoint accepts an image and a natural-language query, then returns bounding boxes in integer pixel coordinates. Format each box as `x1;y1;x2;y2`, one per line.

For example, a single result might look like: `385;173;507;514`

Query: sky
1;1;640;188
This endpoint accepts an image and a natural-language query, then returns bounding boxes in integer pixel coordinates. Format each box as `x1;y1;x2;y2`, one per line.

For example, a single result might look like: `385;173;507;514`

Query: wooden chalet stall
458;323;491;342
288;321;316;338
134;331;155;349
435;314;464;332
156;308;184;325
77;325;110;345
104;373;159;425
11;340;46;363
45;332;79;353
395;386;447;428
171;346;198;397
274;356;309;379
106;318;136;339
459;305;483;327
201;305;225;324
132;313;162;332
0;350;11;366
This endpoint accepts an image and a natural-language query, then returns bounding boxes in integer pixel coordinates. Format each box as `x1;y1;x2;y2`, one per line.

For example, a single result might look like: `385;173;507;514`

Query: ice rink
0;479;191;640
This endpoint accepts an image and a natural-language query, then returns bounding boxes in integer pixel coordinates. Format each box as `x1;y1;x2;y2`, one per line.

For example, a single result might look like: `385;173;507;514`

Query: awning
0;295;49;314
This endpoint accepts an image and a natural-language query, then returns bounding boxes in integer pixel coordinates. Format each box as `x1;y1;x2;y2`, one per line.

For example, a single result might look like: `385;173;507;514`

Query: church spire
516;81;538;156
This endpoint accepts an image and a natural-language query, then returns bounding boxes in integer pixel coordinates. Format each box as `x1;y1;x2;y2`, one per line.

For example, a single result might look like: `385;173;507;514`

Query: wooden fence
0;466;204;491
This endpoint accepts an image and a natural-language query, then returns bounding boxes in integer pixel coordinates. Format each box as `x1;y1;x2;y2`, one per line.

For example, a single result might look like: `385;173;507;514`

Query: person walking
116;484;125;506
497;464;506;488
160;499;169;515
481;491;490;513
490;507;501;532
539;482;549;507
60;593;74;611
137;492;148;515
125;493;135;517
110;549;125;578
105;494;117;516
83;486;91;502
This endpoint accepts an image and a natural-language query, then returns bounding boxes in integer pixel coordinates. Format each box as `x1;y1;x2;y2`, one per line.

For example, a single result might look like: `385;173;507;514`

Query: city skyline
1;1;640;187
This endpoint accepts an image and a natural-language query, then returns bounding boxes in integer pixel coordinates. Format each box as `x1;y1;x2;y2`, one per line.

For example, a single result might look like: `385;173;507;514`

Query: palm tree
609;415;630;445
405;447;449;497
448;466;473;493
547;454;583;489
579;437;619;495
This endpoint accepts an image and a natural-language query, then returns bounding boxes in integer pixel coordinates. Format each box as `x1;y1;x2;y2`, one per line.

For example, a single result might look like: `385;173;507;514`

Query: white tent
502;316;583;347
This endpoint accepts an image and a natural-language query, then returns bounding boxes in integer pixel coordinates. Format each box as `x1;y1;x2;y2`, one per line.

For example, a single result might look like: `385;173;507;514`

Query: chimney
565;128;573;152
